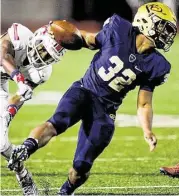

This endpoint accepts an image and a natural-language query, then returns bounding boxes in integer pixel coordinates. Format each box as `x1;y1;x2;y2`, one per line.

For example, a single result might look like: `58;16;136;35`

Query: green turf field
1;36;179;195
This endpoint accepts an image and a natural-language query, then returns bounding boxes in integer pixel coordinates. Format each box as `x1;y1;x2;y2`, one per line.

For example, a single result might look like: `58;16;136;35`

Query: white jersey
1;23;52;85
0;24;53;154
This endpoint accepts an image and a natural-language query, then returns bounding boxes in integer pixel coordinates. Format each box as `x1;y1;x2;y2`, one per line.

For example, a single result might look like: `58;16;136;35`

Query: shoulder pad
8;23;33;50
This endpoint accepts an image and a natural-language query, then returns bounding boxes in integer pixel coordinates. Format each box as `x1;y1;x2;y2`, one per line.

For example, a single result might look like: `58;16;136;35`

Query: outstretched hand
144;131;157;152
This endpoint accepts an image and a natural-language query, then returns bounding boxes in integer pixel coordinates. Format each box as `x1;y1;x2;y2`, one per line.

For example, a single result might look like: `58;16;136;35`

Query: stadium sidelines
2;185;179;192
24;91;179;127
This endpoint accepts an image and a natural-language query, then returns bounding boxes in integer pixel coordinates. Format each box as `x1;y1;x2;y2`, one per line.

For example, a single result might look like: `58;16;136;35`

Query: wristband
7;104;18;117
11;70;25;83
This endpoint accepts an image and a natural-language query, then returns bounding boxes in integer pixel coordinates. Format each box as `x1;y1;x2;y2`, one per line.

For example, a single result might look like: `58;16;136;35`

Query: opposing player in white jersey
0;23;66;195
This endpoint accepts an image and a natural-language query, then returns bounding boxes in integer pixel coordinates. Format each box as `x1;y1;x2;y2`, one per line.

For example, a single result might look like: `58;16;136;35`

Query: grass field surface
1;36;179;195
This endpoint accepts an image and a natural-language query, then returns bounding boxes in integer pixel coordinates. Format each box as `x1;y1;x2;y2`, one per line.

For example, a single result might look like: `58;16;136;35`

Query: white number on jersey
98;56;136;92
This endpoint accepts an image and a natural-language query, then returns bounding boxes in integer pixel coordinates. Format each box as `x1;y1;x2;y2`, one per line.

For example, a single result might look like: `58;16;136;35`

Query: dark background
72;0;133;22
1;0;178;33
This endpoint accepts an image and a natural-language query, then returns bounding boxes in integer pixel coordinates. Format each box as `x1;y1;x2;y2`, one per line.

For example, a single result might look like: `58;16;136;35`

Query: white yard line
10;135;177;143
25;91;63;105
1;157;169;165
1;185;179;192
22;91;179;127
23;157;168;163
115;114;179;127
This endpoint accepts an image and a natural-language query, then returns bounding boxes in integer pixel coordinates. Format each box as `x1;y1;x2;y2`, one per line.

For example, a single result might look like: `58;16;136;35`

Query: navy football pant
48;81;116;172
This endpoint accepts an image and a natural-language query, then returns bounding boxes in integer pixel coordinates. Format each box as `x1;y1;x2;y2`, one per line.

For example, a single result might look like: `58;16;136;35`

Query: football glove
11;70;33;101
16;82;33;101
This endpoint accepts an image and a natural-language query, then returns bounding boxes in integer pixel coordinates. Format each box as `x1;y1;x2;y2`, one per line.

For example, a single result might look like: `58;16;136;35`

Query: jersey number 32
98;56;136;92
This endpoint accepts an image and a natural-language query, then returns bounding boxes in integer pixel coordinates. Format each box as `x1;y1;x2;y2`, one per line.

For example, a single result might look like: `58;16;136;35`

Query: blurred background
1;0;179;33
1;1;179;195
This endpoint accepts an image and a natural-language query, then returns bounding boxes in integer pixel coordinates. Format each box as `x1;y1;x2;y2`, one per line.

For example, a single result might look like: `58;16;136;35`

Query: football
48;20;83;50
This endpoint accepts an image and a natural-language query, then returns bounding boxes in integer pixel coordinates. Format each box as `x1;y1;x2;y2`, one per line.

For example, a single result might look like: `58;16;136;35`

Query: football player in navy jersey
8;2;177;195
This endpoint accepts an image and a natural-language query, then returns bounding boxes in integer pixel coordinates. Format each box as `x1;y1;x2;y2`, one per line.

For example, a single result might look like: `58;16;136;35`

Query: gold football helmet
133;2;177;52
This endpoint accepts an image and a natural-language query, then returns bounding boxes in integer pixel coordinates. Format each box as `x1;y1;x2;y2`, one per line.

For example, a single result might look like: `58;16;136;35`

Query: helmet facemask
149;14;177;52
27;28;66;68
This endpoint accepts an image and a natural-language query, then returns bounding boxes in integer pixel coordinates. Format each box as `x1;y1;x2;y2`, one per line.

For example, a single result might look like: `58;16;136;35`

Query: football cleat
58;189;74;196
160;164;179;178
8;145;29;171
16;168;38;195
58;187;74;196
58;189;68;195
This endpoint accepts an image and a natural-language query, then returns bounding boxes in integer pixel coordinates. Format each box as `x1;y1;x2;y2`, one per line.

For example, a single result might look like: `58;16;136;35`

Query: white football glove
11;70;33;101
20;64;52;85
16;82;33;101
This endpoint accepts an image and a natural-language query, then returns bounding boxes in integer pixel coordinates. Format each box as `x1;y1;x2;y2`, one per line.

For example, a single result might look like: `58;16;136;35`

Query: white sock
16;166;27;179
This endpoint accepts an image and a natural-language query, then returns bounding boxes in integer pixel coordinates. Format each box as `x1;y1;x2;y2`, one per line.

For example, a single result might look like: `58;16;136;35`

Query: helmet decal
146;4;167;15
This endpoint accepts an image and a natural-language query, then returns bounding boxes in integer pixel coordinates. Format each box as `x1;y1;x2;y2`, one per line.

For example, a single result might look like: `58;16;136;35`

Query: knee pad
73;160;92;175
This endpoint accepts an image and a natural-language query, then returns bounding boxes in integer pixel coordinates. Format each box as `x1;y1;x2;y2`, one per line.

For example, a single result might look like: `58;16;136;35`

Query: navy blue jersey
81;14;170;106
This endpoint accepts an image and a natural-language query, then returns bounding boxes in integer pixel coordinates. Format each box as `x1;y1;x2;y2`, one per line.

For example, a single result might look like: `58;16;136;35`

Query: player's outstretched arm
80;30;98;50
0;35;33;101
48;20;98;50
137;89;157;152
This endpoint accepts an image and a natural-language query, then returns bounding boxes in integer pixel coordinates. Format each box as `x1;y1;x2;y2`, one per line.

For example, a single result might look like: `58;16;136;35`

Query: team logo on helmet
146;4;166;15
